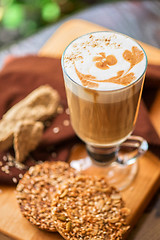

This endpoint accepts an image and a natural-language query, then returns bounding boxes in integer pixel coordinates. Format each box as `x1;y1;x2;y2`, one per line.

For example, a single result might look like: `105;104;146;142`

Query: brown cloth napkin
144;64;160;88
0;56;160;185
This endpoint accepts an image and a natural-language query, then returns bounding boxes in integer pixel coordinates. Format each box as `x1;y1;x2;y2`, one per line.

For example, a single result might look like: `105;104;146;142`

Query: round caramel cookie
16;161;78;232
52;175;130;240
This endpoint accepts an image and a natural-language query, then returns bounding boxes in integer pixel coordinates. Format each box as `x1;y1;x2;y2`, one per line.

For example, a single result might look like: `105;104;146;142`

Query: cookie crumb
19;173;23;179
53;127;60;133
65;108;70;115
63;120;70;126
3;156;7;161
51;152;57;158
12;177;18;184
57;105;64;114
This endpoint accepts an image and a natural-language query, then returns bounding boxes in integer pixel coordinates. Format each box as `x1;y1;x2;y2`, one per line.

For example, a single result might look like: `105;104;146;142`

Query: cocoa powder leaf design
74;46;143;88
75;66;135;87
123;50;132;63
74;65;99;88
105;71;135;86
93;52;117;70
91;70;135;86
132;46;144;64
123;46;144;70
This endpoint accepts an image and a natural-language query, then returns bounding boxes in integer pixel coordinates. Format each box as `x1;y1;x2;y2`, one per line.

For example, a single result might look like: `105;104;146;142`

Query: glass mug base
69;136;148;191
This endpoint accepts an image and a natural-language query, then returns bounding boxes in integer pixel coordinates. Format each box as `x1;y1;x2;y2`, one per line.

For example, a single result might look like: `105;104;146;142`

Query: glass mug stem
87;135;148;166
69;136;148;191
86;145;119;165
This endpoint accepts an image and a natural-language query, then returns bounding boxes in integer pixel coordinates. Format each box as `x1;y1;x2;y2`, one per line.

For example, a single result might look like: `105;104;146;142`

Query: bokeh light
42;2;61;22
2;4;25;29
0;0;94;48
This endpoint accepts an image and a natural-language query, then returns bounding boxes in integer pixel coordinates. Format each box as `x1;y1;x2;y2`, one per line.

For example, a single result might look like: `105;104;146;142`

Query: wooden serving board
0;19;160;240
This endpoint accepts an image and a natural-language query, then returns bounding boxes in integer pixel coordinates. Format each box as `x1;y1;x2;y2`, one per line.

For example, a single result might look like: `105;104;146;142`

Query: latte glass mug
61;32;148;190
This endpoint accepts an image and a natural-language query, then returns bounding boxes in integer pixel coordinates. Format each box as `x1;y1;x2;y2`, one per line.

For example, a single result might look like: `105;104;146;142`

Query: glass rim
61;31;148;93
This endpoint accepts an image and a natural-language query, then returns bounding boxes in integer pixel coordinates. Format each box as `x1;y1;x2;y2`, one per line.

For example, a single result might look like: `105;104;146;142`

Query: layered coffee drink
62;32;146;147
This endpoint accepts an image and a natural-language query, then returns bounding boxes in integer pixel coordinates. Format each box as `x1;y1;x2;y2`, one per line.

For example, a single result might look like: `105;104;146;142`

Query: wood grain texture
0;19;160;240
39;19;160;65
0;233;13;240
0;185;63;240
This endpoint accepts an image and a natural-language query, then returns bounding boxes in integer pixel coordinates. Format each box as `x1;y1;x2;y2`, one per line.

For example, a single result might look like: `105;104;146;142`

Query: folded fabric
0;56;159;185
145;64;160;88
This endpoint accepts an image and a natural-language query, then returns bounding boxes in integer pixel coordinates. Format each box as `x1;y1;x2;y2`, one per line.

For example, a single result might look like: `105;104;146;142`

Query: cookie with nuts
16;161;78;232
52;175;130;239
14;120;44;162
0;85;60;152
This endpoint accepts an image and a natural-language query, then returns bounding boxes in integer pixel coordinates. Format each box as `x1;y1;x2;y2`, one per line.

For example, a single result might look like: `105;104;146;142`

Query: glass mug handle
118;135;148;165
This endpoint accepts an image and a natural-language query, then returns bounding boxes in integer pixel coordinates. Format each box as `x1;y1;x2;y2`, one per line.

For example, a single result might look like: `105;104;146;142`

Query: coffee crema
64;32;146;91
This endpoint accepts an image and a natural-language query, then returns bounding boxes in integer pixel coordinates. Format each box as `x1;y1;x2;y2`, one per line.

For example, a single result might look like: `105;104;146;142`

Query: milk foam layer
63;32;146;91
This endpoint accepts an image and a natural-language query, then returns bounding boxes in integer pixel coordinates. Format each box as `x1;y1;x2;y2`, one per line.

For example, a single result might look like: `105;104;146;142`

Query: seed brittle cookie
16;161;78;232
52;175;130;240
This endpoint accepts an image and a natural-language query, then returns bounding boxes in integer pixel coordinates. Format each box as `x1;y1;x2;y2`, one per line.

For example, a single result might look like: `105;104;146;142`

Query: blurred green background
0;0;116;49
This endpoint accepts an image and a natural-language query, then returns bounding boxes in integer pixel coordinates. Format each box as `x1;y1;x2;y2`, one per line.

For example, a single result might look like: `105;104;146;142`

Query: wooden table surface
0;1;160;240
